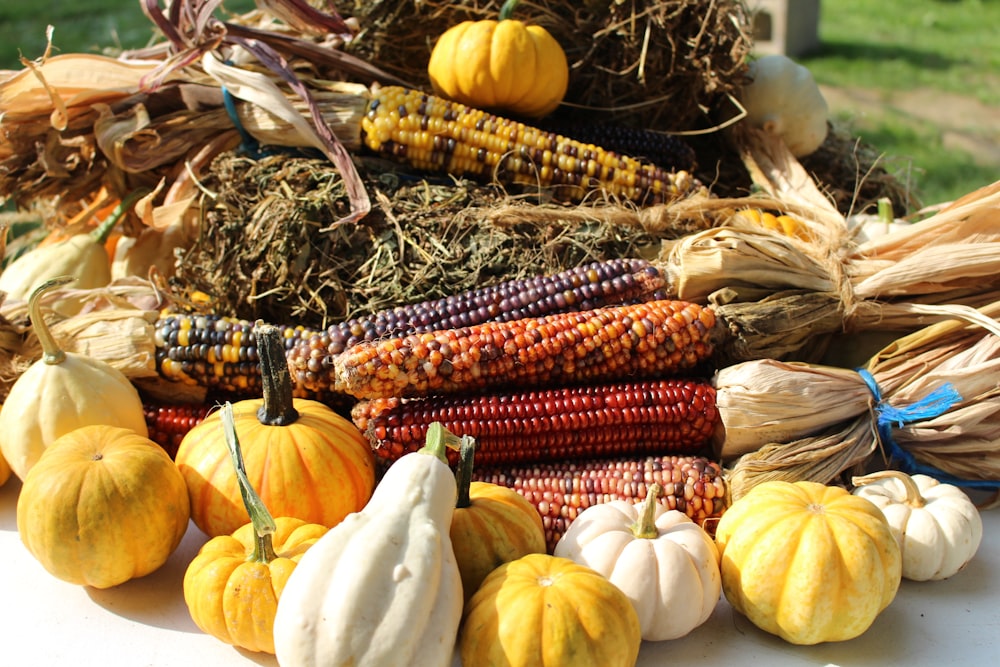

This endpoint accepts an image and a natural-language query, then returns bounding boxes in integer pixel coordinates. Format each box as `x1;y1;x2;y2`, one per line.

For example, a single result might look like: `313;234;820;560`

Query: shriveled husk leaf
717;300;1000;498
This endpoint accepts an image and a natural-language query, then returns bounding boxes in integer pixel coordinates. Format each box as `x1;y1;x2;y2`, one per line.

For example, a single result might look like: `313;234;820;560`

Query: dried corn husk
716;301;1000;500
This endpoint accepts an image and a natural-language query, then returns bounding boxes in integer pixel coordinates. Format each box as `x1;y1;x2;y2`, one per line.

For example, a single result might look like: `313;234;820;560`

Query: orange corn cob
472;454;728;552
300;300;717;400
351;379;719;466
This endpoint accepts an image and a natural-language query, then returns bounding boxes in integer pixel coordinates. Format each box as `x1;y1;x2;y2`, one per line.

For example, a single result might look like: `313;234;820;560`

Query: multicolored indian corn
155;258;667;397
351;379;719;466
472;454;728;552
143;401;213;459
361;85;698;205
305;299;717;400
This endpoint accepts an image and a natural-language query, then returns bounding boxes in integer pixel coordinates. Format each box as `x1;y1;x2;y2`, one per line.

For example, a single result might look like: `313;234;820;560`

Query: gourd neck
631;483;663;539
455;435;477;509
254;322;300;426
852;470;927;508
499;0;520;21
28;276;74;365
220;401;279;563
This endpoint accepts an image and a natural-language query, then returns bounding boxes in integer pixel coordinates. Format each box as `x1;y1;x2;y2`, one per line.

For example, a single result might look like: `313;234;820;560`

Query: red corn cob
311;299;717;400
472;454;728;553
351;379;719;466
143;401;214;459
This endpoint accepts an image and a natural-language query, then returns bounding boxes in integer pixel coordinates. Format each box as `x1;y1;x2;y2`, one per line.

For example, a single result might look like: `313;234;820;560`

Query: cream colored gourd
739;54;829;157
852;470;983;581
272;422;464;667
0;277;148;480
554;483;721;641
0;193;139;314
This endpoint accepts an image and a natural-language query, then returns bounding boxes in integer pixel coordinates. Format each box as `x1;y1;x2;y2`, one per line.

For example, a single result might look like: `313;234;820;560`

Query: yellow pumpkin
0;406;10;487
16;425;190;589
450;437;546;604
427;0;569;118
715;480;902;645
459;553;642;667
183;403;327;654
175;323;374;537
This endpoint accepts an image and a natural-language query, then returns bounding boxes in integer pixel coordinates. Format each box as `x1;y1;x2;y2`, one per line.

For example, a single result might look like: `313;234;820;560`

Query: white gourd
739;54;829;157
272;422;464;667
852;470;983;581
553;483;722;641
0;277;149;480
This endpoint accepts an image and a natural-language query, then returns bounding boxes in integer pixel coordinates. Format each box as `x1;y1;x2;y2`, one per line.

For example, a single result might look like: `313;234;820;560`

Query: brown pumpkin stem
220;401;279;563
455;434;478;509
852;470;927;508
254;321;299;426
27;276;75;365
631;482;663;540
499;0;520;21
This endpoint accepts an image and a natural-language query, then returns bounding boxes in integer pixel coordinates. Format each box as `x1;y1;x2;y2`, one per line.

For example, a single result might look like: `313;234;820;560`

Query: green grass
0;0;997;208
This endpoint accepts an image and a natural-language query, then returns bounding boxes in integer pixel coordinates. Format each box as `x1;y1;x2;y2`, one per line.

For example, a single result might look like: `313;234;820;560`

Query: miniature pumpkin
273;422;464;667
852;470;983;581
460;552;642;667
16;424;190;588
175;323;375;537
553;483;721;641
0;277;149;481
427;0;569;118
450;436;546;604
183;402;327;654
715;479;901;645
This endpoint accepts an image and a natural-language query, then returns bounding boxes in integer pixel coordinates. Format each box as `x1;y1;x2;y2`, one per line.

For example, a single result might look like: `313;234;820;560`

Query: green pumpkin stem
253;321;300;426
631;483;664;540
27;276;75;365
455;434;478;509
89;188;148;245
421;421;466;464
498;0;520;21
220;401;279;563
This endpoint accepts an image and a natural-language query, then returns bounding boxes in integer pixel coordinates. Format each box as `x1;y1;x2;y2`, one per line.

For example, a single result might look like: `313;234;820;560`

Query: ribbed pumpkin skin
459;553;642;667
183;516;327;654
451;481;547;603
16;425;190;589
176;398;375;537
715;480;902;645
428;19;569;118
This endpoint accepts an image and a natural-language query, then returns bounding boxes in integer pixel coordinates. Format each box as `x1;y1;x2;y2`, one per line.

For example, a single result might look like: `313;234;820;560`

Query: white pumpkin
553;483;721;641
739;54;829;157
852;470;983;581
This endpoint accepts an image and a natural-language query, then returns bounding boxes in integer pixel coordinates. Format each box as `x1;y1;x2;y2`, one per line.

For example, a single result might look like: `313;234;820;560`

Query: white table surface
2;476;998;666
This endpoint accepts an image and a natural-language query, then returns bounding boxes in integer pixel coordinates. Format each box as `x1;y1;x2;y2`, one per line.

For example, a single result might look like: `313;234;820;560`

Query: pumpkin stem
89;188;148;245
455;434;478;509
253;321;300;426
27;276;75;365
631;483;663;539
220;401;279;563
421;421;466;464
852;470;927;509
498;0;520;21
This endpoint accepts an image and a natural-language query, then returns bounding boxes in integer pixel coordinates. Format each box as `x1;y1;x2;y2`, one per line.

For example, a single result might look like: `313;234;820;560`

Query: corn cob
304;299;717;400
143;401;213;459
472;454;728;552
156;259;667;396
538;122;698;174
736;208;810;241
351;379;719;466
361;86;698;205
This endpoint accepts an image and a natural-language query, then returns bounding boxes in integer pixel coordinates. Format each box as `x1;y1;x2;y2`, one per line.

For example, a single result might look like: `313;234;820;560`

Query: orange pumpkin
175;323;375;537
450;436;546;603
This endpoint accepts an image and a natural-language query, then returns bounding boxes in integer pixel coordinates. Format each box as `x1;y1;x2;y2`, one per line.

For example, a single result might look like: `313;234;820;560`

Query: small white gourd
852;470;983;581
0;277;149;480
553;483;722;641
272;422;464;667
739;54;829;157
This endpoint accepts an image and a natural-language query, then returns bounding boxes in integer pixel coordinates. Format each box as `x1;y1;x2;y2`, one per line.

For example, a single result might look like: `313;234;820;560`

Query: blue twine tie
856;368;1000;490
221;84;273;160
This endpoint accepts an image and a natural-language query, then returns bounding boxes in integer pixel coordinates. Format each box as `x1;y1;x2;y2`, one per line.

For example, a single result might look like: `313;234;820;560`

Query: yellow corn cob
360;85;697;205
737;208;810;241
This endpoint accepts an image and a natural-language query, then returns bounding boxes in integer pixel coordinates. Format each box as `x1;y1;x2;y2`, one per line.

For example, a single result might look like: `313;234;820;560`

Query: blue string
856;368;1000;490
221;85;273;160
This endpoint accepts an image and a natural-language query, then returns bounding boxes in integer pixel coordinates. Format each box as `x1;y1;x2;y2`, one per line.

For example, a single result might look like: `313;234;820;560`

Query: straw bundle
716;301;1000;500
